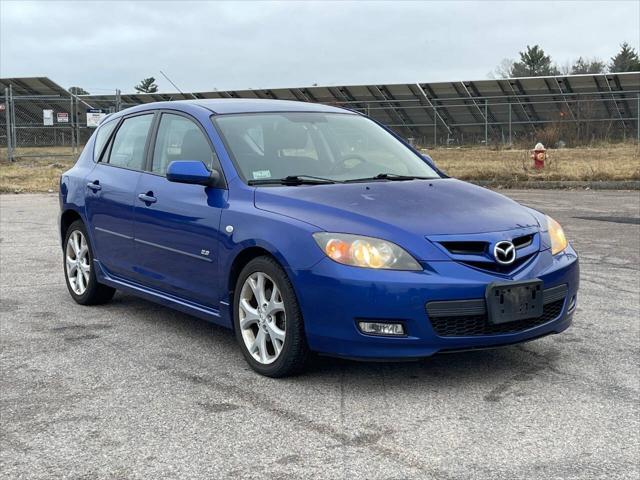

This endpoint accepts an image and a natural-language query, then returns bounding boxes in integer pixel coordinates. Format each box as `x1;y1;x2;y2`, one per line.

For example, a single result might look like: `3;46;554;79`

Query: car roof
127;98;356;115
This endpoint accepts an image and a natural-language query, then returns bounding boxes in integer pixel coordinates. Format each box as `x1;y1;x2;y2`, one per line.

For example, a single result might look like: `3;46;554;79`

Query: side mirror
166;160;220;187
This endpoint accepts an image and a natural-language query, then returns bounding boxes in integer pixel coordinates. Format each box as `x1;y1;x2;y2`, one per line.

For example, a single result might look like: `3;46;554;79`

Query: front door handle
138;192;157;204
87;181;101;192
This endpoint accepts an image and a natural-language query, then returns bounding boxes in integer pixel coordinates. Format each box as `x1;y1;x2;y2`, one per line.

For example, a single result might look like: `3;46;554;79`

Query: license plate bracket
485;279;543;325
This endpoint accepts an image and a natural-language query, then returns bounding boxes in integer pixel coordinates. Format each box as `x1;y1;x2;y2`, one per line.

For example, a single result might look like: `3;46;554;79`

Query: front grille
429;299;563;336
426;284;567;337
440;241;488;255
513;233;534;249
460;252;535;274
436;232;538;275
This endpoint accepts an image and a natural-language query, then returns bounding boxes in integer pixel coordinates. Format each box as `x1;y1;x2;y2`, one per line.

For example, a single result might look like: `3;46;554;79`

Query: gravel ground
1;190;638;480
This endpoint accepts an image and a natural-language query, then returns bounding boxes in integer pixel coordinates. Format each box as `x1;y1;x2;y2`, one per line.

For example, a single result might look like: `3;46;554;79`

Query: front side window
93;118;117;161
107;114;153;170
214;112;439;183
151;114;215;175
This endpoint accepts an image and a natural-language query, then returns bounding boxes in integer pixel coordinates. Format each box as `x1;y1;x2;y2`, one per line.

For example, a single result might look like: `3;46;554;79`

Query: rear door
85;112;154;279
131;111;227;307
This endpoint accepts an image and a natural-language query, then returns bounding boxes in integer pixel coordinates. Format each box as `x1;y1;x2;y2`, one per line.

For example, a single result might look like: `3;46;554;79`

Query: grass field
0;147;76;193
1;144;638;193
428;144;639;184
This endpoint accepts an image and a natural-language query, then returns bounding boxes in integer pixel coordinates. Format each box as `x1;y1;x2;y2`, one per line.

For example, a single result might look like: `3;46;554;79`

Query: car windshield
213;112;440;184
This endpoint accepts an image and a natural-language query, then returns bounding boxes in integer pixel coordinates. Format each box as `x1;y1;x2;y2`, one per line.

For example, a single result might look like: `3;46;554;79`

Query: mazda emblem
493;240;516;265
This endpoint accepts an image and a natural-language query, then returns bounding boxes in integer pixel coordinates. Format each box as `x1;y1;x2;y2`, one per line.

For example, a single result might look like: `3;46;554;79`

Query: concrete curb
471;180;640;190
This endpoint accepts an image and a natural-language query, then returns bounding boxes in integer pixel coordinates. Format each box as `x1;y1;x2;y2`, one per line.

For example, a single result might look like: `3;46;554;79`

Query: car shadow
106;292;565;393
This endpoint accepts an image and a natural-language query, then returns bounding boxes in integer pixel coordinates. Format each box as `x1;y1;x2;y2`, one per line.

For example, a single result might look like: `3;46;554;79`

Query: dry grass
426;144;640;183
1;144;639;193
0;147;76;193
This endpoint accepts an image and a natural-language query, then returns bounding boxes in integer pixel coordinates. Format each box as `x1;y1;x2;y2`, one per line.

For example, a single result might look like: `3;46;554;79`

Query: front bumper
294;245;579;359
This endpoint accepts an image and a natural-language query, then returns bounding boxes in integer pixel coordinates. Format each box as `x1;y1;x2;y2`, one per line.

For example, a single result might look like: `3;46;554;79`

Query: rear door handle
138;192;157;204
86;181;101;192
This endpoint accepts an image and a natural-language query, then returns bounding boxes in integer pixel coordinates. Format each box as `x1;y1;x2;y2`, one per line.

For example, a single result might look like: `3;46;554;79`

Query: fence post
115;89;122;112
75;95;81;151
9;84;17;159
69;92;76;154
433;104;437;147
6;86;15;162
637;94;639;144
508;103;512;147
4;87;13;162
484;99;488;146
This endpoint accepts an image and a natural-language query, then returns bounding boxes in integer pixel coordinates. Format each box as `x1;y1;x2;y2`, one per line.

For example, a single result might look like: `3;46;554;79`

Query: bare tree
491;58;515;79
570;57;606;74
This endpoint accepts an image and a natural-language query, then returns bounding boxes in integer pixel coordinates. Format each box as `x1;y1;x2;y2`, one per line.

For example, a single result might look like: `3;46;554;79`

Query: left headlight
312;233;422;271
546;215;568;255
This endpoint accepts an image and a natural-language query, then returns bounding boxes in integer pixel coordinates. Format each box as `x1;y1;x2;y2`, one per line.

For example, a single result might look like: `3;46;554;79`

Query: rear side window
151;113;215;175
93;119;117;161
107;114;153;170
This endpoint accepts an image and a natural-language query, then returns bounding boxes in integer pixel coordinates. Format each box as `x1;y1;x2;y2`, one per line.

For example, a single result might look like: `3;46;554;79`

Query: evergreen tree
135;77;159;93
510;45;559;77
609;42;640;72
68;86;89;95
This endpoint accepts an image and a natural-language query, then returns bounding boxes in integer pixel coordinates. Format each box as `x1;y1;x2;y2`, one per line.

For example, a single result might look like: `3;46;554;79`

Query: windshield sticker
252;170;272;179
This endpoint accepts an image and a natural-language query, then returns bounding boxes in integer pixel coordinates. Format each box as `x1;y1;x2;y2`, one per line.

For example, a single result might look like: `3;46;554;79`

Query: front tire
63;220;115;305
233;256;309;377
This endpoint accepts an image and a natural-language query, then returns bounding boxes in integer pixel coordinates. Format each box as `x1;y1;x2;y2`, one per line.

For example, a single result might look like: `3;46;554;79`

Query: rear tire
233;256;309;377
63;220;115;305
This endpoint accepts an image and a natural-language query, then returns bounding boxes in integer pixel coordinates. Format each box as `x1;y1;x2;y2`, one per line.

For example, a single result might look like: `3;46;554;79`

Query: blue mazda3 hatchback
59;99;579;377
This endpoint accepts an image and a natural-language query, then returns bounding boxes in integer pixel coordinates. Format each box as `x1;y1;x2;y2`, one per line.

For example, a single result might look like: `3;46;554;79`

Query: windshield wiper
248;175;340;186
344;173;436;183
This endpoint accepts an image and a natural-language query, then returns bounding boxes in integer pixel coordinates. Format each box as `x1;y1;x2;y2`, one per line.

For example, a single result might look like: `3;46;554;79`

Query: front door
132;112;227;307
85;113;154;279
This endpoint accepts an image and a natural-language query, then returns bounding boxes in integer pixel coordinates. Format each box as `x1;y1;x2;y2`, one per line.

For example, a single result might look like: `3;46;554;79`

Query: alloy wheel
65;230;90;295
238;272;286;364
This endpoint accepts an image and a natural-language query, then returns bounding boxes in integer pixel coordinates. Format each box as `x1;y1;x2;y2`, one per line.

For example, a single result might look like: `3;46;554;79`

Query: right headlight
312;232;422;271
546;215;568;255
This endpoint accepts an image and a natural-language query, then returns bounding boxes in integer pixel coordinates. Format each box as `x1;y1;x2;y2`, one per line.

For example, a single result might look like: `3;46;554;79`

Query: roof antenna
160;70;197;99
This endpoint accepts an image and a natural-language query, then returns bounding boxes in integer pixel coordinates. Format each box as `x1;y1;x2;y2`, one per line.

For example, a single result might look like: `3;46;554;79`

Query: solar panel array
0;77;69;97
83;72;640;144
2;72;639;146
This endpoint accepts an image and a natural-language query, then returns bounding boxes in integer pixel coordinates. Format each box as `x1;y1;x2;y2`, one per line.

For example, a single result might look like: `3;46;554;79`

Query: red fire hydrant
531;142;546;170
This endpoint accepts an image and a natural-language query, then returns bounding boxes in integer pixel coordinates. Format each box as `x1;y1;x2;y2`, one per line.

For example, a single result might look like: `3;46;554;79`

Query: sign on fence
43;109;54;126
57;112;69;123
86;109;106;127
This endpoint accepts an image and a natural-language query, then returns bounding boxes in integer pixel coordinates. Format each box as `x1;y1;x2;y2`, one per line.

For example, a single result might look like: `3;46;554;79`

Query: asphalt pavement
1;190;638;479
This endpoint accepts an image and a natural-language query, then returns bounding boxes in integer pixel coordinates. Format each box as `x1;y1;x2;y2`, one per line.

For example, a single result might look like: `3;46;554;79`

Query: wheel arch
225;242;306;332
60;209;83;248
227;246;278;305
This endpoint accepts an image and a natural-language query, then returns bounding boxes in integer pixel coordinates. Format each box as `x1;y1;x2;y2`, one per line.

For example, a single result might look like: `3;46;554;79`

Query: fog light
358;321;405;336
568;295;577;312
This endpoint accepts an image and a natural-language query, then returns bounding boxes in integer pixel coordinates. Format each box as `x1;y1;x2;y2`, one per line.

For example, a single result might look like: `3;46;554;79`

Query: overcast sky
1;0;638;94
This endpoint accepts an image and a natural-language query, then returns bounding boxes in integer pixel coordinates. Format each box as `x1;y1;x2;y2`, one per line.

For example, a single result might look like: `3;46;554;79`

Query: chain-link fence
1;85;81;161
2;80;639;161
337;94;640;148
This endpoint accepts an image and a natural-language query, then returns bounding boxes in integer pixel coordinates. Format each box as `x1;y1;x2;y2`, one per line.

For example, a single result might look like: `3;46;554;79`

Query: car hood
255;178;538;236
